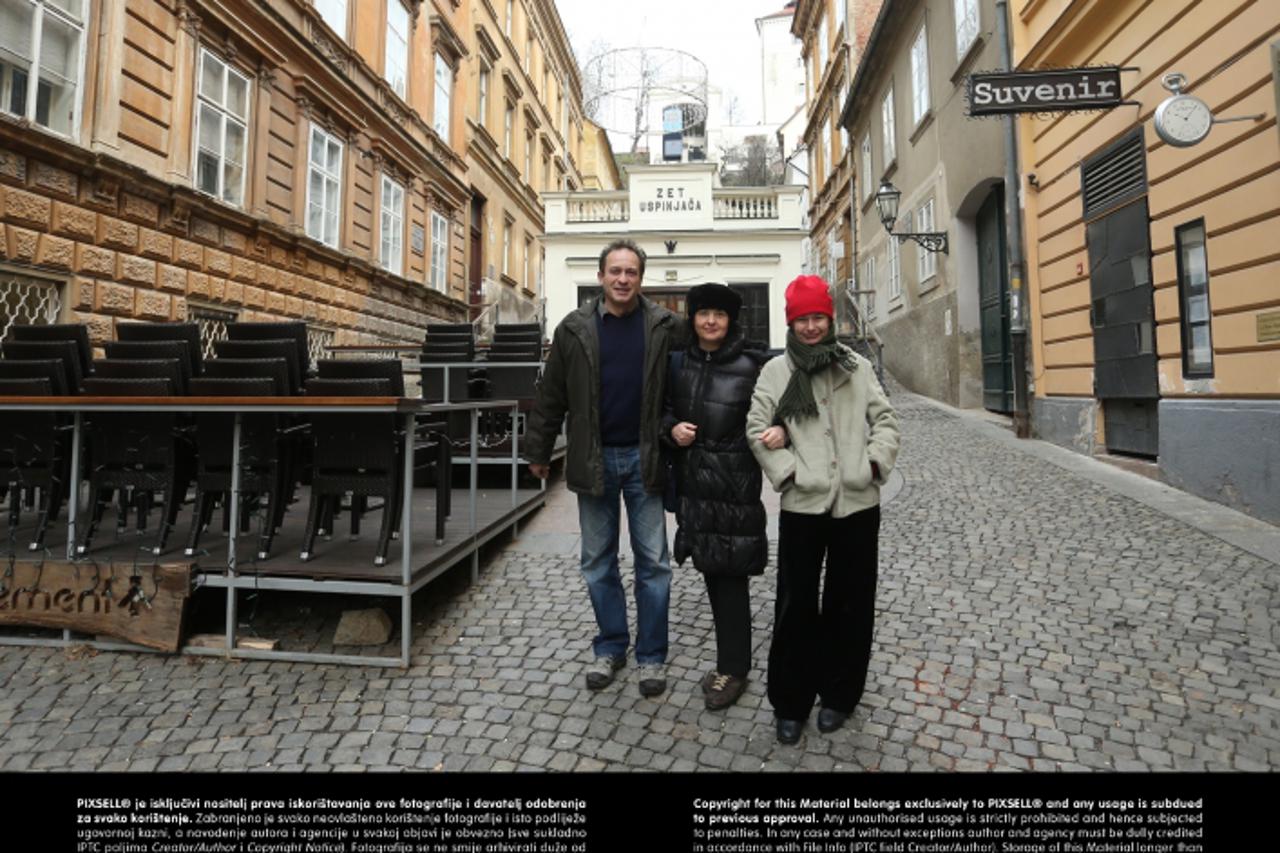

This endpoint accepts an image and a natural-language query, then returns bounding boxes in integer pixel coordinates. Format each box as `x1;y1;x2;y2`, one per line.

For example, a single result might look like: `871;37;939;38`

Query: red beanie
785;275;835;325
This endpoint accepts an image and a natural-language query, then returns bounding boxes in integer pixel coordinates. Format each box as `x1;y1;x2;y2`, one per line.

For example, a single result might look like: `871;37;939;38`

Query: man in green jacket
524;239;683;697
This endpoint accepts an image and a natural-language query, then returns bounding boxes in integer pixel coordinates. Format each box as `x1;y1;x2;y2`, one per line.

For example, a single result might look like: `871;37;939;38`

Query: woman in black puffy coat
663;283;771;710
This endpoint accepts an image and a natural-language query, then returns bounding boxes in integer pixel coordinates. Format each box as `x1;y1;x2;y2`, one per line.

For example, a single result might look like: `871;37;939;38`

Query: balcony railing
713;192;778;220
566;195;629;223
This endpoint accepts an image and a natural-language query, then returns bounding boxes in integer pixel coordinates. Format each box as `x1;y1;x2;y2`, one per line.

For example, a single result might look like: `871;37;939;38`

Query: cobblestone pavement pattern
1;385;1277;773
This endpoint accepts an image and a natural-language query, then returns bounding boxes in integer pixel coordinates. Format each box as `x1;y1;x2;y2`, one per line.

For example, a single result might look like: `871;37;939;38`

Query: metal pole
510;404;519;538
400;412;414;668
469;407;478;584
65;412;81;561
225;413;242;653
996;0;1031;438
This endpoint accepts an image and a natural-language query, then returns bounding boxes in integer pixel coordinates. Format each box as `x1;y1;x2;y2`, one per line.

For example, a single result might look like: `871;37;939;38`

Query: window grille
188;304;237;361
307;326;336;370
0;270;62;342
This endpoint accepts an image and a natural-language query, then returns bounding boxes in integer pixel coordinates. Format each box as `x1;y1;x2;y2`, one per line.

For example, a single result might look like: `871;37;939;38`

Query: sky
552;0;794;139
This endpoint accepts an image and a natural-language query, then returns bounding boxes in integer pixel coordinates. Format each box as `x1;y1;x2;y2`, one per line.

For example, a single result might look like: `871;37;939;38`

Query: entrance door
469;196;484;321
977;186;1012;413
1087;197;1159;456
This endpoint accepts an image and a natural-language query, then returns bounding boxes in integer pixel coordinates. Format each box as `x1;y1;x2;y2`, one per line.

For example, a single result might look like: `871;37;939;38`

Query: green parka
524;294;683;496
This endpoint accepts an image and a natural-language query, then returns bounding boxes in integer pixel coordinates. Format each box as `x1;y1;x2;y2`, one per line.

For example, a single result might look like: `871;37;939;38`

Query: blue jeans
577;445;671;664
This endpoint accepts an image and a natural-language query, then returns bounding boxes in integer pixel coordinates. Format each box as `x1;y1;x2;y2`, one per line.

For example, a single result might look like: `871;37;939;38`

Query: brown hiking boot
701;671;747;710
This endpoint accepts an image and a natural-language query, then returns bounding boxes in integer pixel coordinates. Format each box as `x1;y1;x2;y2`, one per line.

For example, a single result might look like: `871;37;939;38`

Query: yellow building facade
1015;0;1280;522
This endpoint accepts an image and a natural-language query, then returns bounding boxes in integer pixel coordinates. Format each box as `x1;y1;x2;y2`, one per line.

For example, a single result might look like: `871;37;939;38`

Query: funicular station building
542;163;807;350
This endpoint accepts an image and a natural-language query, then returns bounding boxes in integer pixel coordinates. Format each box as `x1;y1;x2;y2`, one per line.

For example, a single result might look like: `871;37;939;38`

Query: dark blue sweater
597;306;645;446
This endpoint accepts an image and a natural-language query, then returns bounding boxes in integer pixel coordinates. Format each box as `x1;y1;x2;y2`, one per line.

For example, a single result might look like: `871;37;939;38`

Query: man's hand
671;421;698;447
757;425;787;450
528;463;550;479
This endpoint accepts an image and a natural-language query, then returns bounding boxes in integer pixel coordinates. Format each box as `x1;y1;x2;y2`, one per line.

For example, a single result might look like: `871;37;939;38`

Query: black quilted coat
662;332;770;576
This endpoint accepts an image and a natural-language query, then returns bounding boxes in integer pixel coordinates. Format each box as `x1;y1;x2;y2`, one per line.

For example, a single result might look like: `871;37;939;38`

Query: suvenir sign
968;67;1124;116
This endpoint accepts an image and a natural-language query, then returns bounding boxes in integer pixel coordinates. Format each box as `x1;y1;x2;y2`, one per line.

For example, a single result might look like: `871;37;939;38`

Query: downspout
995;0;1030;437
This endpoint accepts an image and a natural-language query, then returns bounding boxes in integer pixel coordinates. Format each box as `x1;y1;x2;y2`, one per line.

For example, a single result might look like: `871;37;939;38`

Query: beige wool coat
746;349;900;517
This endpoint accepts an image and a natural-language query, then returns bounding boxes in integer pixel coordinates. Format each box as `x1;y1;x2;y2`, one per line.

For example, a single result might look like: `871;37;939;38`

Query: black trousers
703;573;751;677
767;505;880;720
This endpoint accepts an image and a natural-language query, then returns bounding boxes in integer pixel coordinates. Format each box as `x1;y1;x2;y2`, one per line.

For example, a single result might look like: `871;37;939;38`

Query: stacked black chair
191;356;297;555
0;374;66;551
318;358;452;543
9;324;92;382
102;340;193;394
420;322;483;403
214;339;302;394
1;340;84;394
185;375;286;559
0;342;78;550
116;322;203;378
225;322;310;385
299;377;404;566
485;323;543;402
77;375;194;556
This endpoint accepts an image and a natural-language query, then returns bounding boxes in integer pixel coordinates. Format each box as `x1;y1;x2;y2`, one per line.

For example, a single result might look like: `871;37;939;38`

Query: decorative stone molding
177;1;201;38
166;196;192;231
91;177;120;207
311;27;348;75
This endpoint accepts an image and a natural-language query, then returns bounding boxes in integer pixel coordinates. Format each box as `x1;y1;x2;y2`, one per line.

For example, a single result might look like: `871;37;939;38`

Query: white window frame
505;0;514;39
315;0;347;39
504;102;514;159
193;47;251;208
917;199;937;281
0;0;88;138
911;25;930;126
501;219;512;276
379;174;404;275
954;0;980;60
429;210;448;293
525;131;533;180
478;61;490;126
523;235;532;290
864;255;877;315
306;124;343;248
887;237;901;300
433;54;452;140
881;87;896;167
860;134;872;200
821;125;831;182
817;15;828;72
384;0;409;99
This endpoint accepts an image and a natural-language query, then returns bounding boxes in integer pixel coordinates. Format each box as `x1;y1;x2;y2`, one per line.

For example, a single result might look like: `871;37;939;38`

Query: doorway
977;185;1012;413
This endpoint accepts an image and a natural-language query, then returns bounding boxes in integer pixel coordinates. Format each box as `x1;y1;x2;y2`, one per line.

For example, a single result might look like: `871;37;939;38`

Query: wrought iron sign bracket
891;231;950;254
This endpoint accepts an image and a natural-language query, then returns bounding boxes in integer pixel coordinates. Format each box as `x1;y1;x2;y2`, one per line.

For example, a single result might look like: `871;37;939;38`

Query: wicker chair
299;377;403;566
115;322;203;377
0;376;65;551
77;376;194;556
185;376;286;559
9;324;92;380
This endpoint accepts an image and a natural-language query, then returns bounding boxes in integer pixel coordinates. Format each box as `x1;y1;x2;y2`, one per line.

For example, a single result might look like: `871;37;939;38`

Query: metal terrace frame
413;361;552;542
0;396;533;667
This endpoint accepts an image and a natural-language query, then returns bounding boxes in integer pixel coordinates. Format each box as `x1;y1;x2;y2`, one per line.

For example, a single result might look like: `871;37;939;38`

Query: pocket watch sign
1153;72;1265;147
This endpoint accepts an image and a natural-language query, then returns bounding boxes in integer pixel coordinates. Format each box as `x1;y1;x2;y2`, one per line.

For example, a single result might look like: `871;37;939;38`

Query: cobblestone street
2;386;1277;774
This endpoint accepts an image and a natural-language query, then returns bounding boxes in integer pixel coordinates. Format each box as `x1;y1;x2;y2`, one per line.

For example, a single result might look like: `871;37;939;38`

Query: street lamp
875;179;949;254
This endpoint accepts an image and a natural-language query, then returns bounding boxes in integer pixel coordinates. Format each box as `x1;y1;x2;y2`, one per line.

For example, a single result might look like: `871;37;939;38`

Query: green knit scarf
774;328;857;422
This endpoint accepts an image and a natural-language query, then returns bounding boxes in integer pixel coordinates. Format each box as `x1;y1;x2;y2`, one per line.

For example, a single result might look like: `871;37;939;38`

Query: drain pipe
995;0;1030;437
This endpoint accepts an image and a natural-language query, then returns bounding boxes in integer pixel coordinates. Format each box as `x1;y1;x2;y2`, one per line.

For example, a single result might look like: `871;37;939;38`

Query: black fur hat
686;283;742;323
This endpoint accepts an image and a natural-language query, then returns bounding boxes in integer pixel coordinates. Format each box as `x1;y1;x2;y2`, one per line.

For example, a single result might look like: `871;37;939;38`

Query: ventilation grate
1081;130;1148;221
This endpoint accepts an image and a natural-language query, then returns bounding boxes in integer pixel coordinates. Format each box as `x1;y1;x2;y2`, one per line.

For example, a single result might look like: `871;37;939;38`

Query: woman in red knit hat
746;275;900;745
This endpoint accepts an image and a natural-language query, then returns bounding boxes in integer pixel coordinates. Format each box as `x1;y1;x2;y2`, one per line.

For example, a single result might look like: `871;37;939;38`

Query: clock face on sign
1154;94;1213;147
